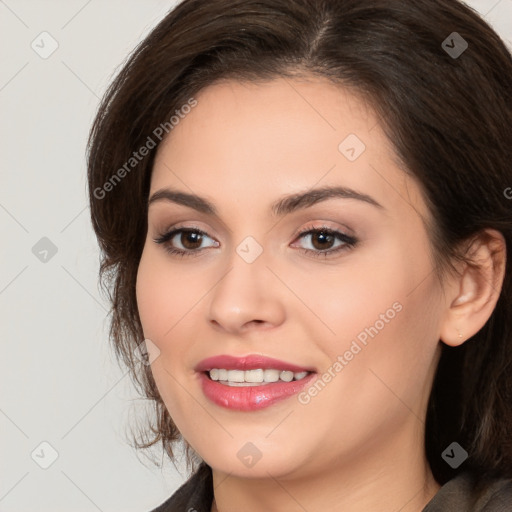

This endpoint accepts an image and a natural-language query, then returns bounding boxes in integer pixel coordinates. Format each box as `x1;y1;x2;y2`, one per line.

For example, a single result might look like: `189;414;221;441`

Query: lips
194;354;316;373
194;354;317;411
198;371;317;411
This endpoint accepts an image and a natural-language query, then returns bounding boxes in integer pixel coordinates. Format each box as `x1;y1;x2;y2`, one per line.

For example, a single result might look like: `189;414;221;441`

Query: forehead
155;77;378;169
150;77;428;224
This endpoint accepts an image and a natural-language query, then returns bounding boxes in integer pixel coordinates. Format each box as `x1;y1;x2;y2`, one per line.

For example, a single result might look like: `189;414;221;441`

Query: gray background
1;1;511;511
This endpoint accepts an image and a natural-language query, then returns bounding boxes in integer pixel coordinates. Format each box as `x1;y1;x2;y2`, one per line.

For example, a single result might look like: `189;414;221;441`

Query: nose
207;249;286;334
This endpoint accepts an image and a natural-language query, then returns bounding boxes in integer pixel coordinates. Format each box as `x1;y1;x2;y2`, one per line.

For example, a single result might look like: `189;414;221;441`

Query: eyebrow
147;185;385;216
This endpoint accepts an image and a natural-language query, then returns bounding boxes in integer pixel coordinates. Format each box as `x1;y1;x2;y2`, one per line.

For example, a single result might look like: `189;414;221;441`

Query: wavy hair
87;0;512;483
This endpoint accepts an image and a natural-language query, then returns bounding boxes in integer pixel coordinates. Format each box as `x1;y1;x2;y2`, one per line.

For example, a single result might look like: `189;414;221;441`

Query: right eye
153;226;219;257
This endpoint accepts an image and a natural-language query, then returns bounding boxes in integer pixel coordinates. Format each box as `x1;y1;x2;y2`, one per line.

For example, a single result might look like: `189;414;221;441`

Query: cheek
135;249;197;422
285;246;414;343
289;234;441;387
136;246;199;340
135;252;164;339
135;246;213;398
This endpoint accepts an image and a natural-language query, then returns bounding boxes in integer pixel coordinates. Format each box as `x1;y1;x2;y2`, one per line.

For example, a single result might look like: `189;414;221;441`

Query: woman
87;0;512;510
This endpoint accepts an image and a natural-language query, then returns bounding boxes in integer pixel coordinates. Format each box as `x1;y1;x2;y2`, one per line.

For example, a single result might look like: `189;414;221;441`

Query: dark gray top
150;462;512;511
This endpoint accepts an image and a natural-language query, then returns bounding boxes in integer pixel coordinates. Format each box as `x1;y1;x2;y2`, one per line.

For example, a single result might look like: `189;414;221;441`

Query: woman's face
136;77;448;479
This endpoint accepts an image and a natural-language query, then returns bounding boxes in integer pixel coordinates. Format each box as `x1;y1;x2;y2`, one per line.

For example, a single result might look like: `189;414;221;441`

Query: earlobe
439;229;506;347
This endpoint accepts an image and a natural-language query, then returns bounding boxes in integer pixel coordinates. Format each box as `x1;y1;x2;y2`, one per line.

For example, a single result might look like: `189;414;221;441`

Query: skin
135;77;506;512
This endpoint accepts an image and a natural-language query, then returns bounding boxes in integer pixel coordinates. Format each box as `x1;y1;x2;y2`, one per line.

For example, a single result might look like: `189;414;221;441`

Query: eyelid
290;220;354;239
153;224;219;246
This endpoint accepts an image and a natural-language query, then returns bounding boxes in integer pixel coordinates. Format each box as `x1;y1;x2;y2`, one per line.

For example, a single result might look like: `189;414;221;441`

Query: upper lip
195;354;316;373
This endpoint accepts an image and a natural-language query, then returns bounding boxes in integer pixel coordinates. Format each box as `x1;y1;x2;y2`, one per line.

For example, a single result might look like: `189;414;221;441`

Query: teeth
208;368;310;384
228;369;245;382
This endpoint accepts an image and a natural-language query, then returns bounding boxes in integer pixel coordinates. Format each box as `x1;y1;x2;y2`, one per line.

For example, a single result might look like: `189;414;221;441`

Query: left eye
291;227;358;256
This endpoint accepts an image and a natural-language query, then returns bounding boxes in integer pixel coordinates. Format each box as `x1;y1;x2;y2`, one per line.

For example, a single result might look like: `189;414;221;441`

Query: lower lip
198;371;318;411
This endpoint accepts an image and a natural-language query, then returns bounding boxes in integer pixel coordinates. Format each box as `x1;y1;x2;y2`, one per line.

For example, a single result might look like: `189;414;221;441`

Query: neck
210;421;441;512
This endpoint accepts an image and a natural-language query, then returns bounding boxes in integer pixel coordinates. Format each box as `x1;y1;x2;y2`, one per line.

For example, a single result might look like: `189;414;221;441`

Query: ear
439;229;507;347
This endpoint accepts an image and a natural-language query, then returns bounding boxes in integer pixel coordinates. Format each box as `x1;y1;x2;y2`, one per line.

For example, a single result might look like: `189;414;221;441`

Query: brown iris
180;230;203;250
310;231;335;251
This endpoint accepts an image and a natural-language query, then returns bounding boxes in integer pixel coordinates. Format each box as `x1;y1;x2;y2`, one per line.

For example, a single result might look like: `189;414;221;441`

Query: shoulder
423;471;512;511
148;462;213;512
146;465;512;512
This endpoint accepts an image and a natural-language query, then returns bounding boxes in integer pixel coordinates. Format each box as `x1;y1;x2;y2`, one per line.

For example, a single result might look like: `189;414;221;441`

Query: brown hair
87;0;512;484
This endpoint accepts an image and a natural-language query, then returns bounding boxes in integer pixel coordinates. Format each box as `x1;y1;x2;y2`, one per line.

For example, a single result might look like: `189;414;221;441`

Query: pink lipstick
195;354;317;411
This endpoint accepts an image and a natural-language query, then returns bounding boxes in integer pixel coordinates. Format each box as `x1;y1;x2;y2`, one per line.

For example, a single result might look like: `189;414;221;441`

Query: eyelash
153;225;358;259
